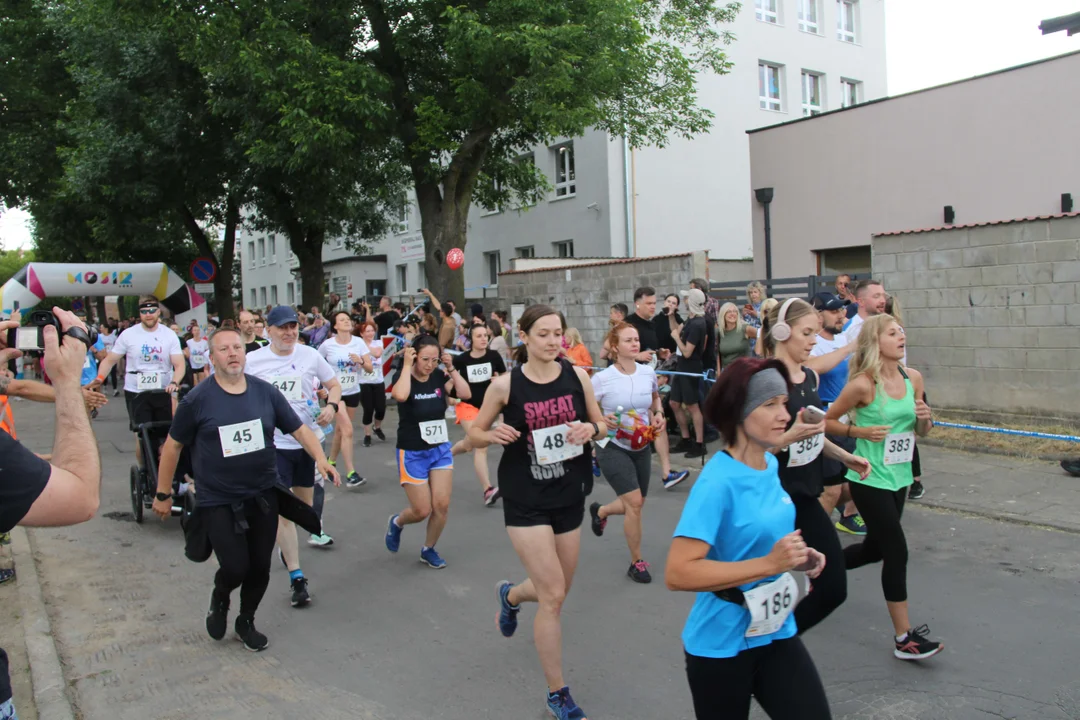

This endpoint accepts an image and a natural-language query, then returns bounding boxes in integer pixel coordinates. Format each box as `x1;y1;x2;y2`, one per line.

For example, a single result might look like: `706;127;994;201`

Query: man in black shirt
238;310;269;354
373;296;401;337
668;289;708;458
153;327;337;651
0;308;102;718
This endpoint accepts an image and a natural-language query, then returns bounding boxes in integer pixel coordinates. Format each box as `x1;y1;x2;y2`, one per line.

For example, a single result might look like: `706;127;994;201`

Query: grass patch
928;414;1080;459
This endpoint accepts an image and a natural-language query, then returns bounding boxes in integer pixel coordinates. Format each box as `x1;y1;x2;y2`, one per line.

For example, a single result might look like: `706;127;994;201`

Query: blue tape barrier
933;421;1080;444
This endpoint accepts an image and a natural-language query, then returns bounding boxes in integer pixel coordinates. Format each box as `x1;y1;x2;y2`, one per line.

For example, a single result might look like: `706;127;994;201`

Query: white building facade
241;0;886;305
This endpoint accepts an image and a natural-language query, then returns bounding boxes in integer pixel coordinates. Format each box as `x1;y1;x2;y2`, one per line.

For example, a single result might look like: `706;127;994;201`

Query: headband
741;368;789;421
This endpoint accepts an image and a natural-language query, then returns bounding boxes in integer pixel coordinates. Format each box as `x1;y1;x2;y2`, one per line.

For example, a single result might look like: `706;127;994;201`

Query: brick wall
497;251;709;356
873;214;1080;416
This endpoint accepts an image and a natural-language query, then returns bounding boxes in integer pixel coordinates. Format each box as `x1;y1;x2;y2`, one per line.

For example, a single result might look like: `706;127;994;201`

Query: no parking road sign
190;257;217;283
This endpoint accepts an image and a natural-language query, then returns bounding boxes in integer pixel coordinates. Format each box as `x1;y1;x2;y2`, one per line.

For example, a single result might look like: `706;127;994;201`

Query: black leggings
106;365;118;390
843;484;908;602
792;496;846;634
359;383;386;426
685;639;831;719
204;490;279;616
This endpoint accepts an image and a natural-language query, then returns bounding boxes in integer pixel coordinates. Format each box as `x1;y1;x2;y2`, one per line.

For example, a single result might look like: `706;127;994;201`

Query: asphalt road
15;396;1080;720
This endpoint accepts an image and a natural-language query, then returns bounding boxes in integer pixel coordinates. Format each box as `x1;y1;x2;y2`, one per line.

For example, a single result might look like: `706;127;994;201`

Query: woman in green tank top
824;315;943;661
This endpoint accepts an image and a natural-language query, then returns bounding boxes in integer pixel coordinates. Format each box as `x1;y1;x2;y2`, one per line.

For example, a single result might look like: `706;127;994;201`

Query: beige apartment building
747;50;1080;279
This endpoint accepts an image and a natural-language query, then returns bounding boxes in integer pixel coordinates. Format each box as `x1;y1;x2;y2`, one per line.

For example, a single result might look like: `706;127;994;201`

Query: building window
553;144;576;198
553;240;574;258
268;236;276;264
250;288;257;307
257;237;266;266
755;0;779;24
841;78;860;107
837;0;857;43
333;236;344;249
801;71;823;116
248;241;255;269
286;282;295;305
483;251;501;286
418;261;426;287
516;246;535;258
798;0;819;33
270;285;278;305
394;201;409;234
817;245;871;276
514;153;542;207
259;287;267;307
758;63;782;112
396;264;407;292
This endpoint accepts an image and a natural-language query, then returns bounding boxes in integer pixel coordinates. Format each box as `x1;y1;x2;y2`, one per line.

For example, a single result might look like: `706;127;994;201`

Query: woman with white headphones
761;298;871;634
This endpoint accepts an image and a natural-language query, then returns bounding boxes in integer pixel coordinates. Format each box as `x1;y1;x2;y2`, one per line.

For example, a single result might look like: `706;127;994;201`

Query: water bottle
306;399;333;436
612;406;625;436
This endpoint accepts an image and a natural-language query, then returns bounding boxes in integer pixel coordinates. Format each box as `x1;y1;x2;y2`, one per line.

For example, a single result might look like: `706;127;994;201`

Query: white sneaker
308;533;334;547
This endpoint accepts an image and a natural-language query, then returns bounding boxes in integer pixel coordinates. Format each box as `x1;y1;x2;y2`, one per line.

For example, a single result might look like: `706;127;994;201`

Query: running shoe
835;514;867;536
113;389;120;397
206;590;229;640
290;576;311;608
627;560;652;584
672;437;693;454
1061;459;1080;477
345;472;367;488
327;459;336;467
496;580;520;638
308;533;334;547
589;502;606;537
235;614;269;652
483;486;501;506
684;441;707;459
385;514;402;553
0;568;14;585
894;624;943;660
420;546;447;569
591;454;601;477
363;435;372;448
374;427;386;441
908;480;926;500
662;470;690;490
546;686;587;720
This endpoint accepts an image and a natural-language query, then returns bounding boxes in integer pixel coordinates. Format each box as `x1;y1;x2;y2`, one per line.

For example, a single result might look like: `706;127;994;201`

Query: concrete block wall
872;214;1080;417
497;252;709;356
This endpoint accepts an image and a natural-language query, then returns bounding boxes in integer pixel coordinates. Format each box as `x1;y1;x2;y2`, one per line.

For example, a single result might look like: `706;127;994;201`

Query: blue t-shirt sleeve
93;338;105;352
673;475;726;546
168;393;198;446
269;382;304;435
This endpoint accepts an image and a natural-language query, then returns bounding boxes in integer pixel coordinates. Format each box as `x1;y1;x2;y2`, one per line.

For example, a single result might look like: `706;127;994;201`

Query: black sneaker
290;576;311;608
672;437;693;453
374;427;386;441
894;624;943;660
235;614;269;652
908;480;925;500
589;502;606;537
684;441;707;459
206;590;229;640
627;559;652;584
1061;459;1080;477
363;435;372;448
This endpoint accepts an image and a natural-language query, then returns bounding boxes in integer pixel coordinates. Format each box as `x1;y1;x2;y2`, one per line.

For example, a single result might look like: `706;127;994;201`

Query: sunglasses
139;307;159;314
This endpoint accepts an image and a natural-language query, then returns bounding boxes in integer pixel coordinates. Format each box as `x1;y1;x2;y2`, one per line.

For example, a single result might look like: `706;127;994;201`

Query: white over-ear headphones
771;298;798;343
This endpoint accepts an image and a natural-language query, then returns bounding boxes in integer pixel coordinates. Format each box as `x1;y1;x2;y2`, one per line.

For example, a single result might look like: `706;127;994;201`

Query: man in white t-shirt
842;279;886;342
246;305;343;609
91;295;185;467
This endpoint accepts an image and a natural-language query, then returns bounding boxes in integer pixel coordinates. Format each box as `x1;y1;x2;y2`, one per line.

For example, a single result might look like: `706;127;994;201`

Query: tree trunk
292;227;326;312
213;196;239;321
94;296;108;325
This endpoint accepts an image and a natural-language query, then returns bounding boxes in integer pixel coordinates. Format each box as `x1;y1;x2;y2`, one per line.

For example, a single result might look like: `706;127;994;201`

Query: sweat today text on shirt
245;344;336;450
111;324;184;393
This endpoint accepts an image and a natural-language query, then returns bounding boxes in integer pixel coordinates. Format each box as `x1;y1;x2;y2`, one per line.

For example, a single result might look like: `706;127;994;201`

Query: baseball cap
266;305;300;327
811;292;845;311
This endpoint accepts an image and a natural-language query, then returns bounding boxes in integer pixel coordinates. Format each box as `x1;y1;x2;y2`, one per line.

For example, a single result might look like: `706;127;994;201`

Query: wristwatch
155;491;172;502
328;401;340;413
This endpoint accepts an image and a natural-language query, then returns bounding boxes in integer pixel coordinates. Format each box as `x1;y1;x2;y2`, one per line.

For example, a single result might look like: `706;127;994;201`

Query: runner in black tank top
466;305;606;720
762;299;871;635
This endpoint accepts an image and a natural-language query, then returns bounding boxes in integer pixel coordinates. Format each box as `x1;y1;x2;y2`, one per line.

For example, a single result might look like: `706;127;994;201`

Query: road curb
9;527;77;720
915;498;1080;535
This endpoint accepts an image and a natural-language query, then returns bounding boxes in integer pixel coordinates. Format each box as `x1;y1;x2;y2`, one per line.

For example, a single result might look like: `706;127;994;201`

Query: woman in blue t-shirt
666;357;831;720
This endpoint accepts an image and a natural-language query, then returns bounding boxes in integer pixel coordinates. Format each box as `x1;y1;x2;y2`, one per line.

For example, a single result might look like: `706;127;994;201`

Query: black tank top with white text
497;359;591;509
776;367;826;500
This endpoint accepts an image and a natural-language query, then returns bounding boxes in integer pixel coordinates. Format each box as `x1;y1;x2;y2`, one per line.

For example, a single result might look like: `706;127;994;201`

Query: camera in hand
7;310;97;354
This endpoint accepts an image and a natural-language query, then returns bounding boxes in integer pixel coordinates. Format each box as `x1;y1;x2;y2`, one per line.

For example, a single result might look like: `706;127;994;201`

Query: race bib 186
218;418;265;457
532;424;585;466
270;375;302;402
883;431;915;465
743;573;799;638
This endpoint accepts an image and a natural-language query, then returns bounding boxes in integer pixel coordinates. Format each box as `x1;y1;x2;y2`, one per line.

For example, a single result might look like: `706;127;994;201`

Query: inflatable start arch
0;262;207;327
